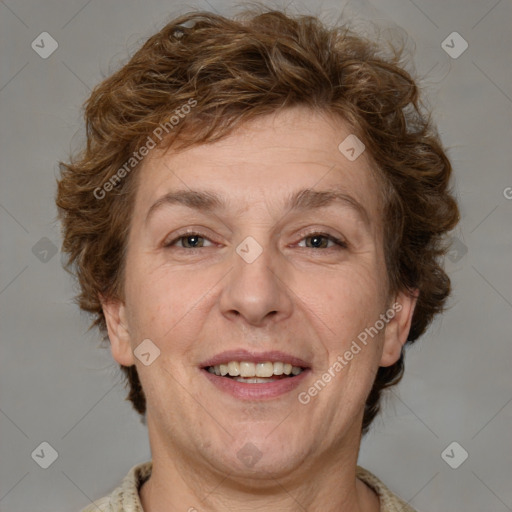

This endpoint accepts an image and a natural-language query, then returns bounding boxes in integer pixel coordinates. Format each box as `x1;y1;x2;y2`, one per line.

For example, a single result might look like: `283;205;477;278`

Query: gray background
1;0;511;510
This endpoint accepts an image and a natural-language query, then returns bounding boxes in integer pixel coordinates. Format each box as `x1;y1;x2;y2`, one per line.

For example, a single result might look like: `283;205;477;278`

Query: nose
218;238;294;328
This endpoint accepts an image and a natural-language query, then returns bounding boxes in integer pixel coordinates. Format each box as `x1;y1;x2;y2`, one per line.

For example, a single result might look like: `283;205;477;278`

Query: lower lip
202;369;310;400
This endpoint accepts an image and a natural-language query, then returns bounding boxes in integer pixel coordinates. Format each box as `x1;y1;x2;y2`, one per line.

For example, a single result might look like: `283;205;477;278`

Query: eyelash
163;230;348;251
297;231;348;250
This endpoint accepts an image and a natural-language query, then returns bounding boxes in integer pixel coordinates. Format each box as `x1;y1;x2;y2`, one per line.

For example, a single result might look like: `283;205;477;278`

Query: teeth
256;362;274;377
208;361;305;378
273;361;284;375
233;377;277;383
228;361;240;376
240;361;255;377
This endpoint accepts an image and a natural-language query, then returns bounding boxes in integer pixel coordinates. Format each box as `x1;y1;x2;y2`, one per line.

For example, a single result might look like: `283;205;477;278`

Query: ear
380;289;419;367
101;296;135;367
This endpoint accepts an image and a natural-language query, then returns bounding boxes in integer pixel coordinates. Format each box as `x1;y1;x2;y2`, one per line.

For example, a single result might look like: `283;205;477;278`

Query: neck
139;419;379;512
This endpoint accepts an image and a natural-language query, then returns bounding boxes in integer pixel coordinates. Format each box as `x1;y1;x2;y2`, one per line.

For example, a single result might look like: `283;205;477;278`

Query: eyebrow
145;187;370;227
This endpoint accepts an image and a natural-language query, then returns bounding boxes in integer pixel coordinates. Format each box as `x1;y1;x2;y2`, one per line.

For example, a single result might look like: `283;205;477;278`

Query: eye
163;231;347;250
164;232;214;249
297;232;347;250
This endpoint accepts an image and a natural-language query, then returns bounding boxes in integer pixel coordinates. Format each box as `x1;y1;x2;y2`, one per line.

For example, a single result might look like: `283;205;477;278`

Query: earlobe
380;289;419;367
101;297;135;366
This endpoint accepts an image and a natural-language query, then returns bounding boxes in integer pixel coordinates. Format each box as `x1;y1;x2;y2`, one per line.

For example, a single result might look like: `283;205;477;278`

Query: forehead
133;107;383;226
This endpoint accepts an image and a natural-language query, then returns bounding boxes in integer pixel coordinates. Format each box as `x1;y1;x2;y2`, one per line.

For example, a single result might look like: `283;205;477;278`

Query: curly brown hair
56;7;460;433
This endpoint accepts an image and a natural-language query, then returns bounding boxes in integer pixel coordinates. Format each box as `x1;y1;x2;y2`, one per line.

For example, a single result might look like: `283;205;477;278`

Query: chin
223;428;311;478
218;448;308;483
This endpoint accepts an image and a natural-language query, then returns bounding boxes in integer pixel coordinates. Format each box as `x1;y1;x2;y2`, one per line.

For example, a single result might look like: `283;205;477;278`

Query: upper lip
200;350;311;369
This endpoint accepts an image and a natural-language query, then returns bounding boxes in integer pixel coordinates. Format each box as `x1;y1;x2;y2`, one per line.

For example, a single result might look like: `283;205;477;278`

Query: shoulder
77;460;153;512
78;496;112;512
356;466;418;512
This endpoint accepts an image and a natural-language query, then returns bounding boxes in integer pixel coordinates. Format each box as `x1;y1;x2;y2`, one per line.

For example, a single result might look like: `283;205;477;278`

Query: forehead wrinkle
286;187;371;227
145;186;371;232
145;189;225;223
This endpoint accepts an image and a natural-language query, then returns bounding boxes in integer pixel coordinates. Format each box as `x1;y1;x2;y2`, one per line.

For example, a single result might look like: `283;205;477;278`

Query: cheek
123;265;178;341
298;264;383;330
124;262;217;354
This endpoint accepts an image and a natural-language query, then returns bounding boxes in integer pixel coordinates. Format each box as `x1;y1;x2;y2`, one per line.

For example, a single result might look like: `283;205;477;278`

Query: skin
102;106;417;511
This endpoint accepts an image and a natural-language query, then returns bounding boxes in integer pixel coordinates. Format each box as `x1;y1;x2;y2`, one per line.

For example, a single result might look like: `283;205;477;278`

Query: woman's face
104;106;416;479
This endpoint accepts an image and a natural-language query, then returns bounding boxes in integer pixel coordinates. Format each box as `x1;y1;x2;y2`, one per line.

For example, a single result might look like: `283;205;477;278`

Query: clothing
79;460;417;512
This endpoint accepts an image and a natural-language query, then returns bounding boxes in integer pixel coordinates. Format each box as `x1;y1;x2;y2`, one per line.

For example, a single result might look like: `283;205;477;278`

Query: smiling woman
56;6;459;512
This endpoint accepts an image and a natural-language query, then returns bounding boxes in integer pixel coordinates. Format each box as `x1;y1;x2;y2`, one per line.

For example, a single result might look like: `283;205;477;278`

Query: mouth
205;360;305;383
200;351;310;400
